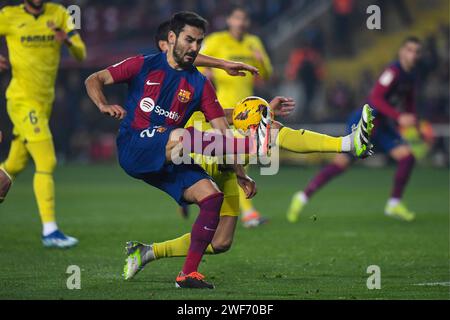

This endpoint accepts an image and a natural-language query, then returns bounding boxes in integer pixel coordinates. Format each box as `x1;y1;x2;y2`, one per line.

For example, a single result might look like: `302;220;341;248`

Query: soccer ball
232;96;270;131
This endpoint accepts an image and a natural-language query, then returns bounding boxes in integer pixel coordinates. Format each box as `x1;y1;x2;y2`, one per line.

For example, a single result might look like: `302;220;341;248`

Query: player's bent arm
48;20;87;62
85;69;126;119
195;54;224;69
67;33;87;62
195;54;259;77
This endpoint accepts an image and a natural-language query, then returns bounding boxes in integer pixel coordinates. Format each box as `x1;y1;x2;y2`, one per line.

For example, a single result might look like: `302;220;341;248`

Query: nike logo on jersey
203;226;216;232
146;81;160;86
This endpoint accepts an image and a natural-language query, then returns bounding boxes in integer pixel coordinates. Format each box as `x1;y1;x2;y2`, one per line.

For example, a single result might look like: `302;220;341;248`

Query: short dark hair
155;20;170;52
227;5;249;18
402;36;421;46
169;11;208;37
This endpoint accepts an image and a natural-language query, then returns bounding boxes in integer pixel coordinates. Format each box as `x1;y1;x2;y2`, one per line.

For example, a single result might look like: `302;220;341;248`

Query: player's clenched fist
99;104;127;120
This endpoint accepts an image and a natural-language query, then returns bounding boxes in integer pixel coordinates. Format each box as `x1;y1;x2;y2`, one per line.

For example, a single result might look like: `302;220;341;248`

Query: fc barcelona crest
177;89;192;103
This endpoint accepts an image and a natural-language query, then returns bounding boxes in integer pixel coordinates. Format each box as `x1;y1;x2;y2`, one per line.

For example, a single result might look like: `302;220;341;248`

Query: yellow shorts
199;158;240;217
7;99;53;143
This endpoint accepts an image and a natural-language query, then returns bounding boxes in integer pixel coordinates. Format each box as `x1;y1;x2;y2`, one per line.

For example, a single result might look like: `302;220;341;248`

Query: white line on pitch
413;282;450;286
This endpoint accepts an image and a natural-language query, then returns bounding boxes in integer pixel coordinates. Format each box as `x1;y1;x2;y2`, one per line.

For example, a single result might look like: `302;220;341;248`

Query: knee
211;238;233;254
399;153;416;165
333;155;350;169
198;190;224;209
35;152;57;173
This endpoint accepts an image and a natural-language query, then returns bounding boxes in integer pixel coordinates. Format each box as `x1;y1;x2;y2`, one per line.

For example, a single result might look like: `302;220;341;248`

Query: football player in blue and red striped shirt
85;12;270;289
287;37;422;223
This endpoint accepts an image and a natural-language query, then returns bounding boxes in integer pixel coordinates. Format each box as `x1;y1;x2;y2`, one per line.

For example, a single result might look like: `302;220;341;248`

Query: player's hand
269;96;295;117
0;55;9;72
398;113;416;128
237;174;257;199
222;60;259;77
98;104;127;120
47;21;70;45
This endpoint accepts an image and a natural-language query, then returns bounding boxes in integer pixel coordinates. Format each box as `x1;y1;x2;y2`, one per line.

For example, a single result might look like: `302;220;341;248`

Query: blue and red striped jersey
107;52;225;131
367;61;418;121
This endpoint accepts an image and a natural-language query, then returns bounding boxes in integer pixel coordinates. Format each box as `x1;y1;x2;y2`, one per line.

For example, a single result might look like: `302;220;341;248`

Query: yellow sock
153;233;215;259
26;140;57;224
277;127;342;153
33;172;55;223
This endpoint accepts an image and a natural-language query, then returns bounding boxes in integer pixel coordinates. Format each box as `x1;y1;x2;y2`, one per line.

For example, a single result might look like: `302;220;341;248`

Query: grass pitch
0;164;448;300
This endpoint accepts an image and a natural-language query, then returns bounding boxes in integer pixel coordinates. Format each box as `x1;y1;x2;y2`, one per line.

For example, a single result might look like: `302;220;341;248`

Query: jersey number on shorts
29;111;38;125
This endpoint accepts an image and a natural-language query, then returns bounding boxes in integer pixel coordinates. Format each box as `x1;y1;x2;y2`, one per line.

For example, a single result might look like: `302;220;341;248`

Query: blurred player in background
0;0;86;247
200;6;273;227
287;37;422;223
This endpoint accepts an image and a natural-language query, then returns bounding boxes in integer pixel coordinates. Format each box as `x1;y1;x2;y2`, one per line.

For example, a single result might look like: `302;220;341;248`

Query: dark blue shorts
117;126;211;205
346;108;405;154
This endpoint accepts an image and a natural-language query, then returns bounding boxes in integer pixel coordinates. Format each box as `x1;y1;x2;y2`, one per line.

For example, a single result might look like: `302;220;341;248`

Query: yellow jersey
0;3;86;104
201;31;272;109
185;31;272;129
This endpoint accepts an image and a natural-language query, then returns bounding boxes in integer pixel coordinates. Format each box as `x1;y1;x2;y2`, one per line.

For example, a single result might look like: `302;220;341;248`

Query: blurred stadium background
1;0;448;167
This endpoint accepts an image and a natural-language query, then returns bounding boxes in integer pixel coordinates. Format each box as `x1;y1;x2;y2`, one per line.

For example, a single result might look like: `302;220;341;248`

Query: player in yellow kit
199;6;273;227
0;0;86;248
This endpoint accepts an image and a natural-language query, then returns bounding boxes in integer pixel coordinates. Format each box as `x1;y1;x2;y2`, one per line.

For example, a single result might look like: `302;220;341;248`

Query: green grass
0;164;448;300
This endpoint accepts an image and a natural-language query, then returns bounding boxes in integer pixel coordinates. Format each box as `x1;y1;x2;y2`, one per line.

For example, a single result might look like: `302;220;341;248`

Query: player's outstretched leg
181;106;272;159
124;210;238;280
273;104;374;156
284;104;374;223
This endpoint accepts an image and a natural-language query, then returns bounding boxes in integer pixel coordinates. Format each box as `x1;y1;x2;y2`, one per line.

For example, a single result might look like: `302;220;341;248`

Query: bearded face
169;25;204;70
25;0;45;10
